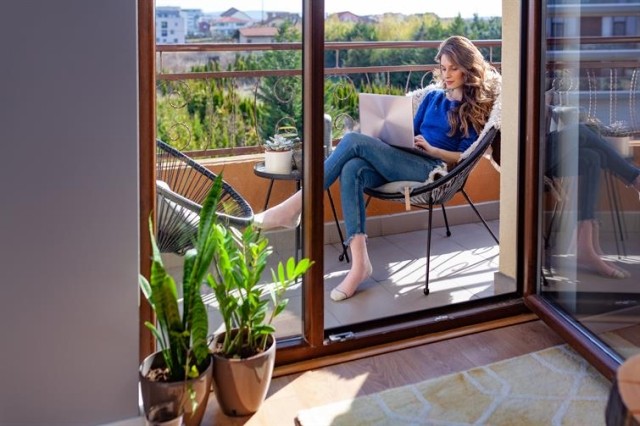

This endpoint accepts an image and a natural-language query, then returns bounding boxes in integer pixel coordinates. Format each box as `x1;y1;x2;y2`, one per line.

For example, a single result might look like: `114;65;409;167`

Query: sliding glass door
530;0;640;368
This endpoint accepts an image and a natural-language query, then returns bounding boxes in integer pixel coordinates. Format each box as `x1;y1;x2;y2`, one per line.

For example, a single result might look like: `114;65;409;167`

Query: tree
256;22;303;140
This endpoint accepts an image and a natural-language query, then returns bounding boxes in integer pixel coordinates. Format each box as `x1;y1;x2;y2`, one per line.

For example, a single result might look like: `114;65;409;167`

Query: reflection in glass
540;0;640;360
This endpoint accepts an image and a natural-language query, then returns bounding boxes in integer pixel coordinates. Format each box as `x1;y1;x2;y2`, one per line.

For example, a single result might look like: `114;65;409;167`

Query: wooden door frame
138;0;155;362
137;0;553;368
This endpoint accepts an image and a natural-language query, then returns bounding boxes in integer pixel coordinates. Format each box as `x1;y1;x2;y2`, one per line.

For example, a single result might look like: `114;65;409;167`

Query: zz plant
208;224;312;359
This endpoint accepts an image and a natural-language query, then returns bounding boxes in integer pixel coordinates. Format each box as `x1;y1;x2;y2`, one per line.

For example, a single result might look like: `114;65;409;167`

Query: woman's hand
414;135;461;164
414;135;434;155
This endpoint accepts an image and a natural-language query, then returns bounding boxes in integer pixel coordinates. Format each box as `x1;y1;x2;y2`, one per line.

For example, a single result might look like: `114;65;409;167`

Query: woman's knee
339;132;373;150
340;158;367;181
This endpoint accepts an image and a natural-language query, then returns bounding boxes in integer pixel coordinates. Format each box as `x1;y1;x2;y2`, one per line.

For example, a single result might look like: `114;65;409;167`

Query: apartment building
155;6;185;44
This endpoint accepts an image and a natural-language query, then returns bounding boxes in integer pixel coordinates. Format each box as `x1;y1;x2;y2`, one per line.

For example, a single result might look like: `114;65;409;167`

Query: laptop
358;93;431;158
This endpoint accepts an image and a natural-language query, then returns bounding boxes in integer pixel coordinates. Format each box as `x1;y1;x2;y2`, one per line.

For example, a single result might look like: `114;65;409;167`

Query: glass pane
540;0;640;360
153;0;518;347
153;1;306;341
321;1;509;329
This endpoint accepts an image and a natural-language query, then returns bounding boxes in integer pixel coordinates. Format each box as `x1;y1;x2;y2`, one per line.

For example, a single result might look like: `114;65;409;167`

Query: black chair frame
156;139;253;254
364;128;500;295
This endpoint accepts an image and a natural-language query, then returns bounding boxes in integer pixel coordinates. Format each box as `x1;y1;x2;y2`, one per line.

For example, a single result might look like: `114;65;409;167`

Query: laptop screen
358;93;415;149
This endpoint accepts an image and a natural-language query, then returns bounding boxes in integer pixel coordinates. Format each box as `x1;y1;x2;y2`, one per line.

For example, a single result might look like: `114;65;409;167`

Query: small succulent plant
263;132;301;152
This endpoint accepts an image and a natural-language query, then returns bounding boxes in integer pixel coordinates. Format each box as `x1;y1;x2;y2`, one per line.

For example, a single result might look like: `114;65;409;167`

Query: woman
254;36;498;301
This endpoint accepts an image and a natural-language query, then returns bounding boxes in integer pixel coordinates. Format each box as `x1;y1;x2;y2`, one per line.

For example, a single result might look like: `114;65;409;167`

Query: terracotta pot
139;351;212;426
211;333;276;416
264;150;292;174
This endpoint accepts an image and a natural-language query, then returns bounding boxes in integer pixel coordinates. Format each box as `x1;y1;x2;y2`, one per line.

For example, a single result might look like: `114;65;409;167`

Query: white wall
0;1;140;424
499;0;522;279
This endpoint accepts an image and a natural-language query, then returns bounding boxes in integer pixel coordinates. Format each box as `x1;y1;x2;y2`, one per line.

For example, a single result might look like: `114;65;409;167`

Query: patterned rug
296;345;611;426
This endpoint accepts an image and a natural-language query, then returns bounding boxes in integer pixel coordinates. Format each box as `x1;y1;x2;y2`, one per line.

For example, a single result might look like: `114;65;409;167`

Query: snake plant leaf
190;293;209;366
139;276;152;308
144;322;167;353
196;174;223;252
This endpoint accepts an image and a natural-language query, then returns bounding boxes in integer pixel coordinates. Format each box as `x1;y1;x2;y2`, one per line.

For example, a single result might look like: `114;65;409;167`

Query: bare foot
330;260;373;301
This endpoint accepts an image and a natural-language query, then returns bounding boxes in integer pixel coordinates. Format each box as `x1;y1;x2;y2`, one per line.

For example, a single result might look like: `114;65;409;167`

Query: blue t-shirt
412;90;478;153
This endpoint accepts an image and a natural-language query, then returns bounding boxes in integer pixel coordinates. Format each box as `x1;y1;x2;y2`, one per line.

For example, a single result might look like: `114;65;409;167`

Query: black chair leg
440;204;452;237
461;189;499;244
327;189;350;263
424;200;433;296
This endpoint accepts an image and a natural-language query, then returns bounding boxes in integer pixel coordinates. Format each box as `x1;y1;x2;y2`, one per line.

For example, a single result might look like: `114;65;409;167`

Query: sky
154;0;502;18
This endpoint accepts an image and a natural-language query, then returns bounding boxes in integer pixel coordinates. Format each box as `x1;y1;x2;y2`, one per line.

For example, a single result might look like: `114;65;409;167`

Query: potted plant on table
207;223;313;417
138;176;226;425
263;126;301;174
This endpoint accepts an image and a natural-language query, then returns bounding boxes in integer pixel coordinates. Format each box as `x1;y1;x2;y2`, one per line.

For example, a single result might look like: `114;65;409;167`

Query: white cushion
373;164;449;194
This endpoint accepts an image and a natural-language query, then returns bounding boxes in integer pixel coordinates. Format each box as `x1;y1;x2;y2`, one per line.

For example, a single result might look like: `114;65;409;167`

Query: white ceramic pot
604;136;631;157
264;150;293;174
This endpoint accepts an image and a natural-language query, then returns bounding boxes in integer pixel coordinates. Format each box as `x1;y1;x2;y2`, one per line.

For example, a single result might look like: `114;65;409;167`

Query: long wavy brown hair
433;36;498;138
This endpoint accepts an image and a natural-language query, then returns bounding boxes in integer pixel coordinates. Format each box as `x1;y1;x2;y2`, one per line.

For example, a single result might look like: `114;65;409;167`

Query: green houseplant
207;223;312;416
263;127;301;174
138;176;226;425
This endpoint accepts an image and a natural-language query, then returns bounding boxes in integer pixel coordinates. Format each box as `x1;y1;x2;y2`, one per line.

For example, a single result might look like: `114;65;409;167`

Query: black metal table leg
263;179;275;211
326;188;350;263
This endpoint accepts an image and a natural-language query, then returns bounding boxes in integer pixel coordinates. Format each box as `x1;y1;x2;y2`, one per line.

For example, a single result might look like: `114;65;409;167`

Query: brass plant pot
139;351;212;426
211;332;276;417
145;401;183;426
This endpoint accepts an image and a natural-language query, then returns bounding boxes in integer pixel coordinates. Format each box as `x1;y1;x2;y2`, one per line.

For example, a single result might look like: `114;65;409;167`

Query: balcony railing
155;39;502;157
156;36;639;158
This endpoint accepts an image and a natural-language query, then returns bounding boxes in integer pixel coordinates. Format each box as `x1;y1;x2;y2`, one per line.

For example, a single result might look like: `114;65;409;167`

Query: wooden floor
202;319;565;425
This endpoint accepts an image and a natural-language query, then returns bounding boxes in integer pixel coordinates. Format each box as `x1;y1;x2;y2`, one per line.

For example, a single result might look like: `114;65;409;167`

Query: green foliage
207;224;313;358
255;23;303;140
139;175;225;382
263;131;301;151
156;14;502;151
156;59;260;151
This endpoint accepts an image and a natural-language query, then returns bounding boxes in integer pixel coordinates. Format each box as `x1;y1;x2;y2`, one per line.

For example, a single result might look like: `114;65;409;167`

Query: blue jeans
323;132;445;244
547;124;640;220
